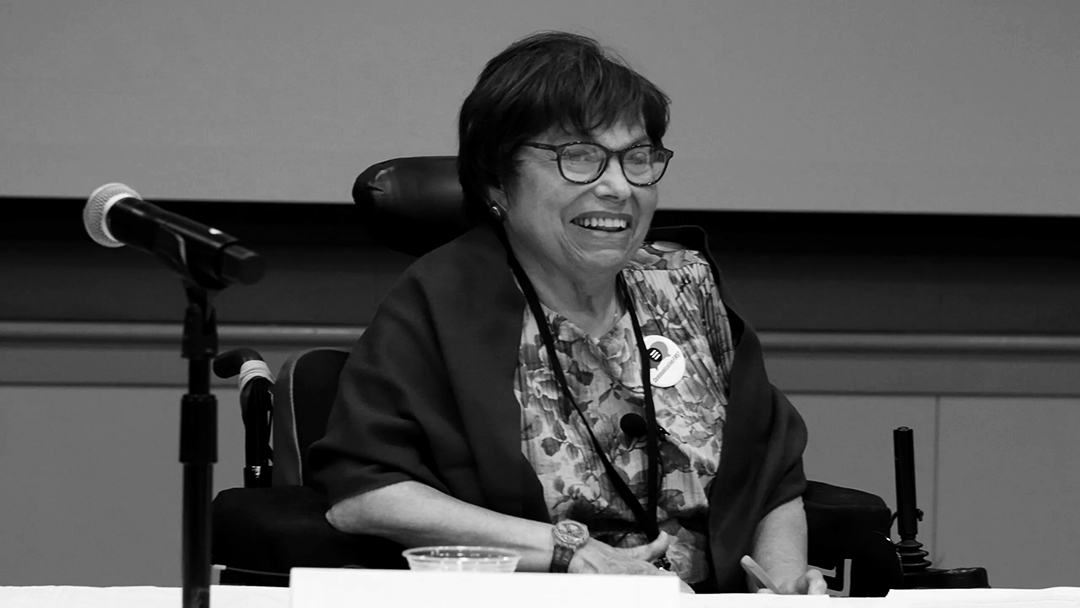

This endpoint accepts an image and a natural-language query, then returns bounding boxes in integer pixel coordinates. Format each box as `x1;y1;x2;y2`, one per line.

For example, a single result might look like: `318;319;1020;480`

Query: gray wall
2;234;1080;588
3;0;1080;591
2;0;1078;214
3;329;1079;588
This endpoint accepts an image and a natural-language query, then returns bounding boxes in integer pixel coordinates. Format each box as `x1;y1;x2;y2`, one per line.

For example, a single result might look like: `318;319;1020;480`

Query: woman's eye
563;152;593;162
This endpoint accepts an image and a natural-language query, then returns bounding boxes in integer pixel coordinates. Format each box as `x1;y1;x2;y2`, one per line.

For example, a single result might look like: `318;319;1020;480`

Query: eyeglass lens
559;143;670;185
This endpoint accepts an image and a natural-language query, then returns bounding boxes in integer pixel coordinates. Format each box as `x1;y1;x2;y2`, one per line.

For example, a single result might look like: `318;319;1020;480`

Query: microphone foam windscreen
620;413;648;439
84;182;140;247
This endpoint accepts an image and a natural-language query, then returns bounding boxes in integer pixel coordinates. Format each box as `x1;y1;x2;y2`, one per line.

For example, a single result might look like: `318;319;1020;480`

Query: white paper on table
886;587;1080;608
681;587;1080;608
290;567;682;608
681;592;837;608
0;584;290;608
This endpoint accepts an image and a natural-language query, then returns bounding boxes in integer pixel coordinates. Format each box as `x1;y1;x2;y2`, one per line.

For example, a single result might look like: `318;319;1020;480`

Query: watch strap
549;543;575;573
549;520;589;573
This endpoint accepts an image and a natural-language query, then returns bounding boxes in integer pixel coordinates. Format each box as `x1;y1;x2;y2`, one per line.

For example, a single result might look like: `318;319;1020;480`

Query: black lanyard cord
622;273;664;533
501;235;662;540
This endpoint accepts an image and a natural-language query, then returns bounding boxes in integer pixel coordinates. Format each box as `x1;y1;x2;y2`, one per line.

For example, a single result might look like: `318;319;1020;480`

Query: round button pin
643;335;685;388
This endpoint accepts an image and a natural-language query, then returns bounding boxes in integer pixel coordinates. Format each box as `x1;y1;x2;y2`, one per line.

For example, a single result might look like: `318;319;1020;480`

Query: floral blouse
514;242;736;584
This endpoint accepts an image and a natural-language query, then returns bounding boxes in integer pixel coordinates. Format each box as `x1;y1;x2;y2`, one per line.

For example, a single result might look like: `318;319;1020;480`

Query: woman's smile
569;212;633;233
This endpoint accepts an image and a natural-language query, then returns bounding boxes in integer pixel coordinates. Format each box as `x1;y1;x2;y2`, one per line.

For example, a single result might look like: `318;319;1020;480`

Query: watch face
554;520;590;547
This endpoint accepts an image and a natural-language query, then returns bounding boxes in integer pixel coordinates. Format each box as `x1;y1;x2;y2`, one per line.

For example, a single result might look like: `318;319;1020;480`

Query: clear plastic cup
402;546;522;572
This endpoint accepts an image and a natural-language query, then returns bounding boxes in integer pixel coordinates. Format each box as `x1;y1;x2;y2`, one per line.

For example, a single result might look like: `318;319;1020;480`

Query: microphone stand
893;427;930;574
893;427;989;589
180;283;218;608
85;205;263;608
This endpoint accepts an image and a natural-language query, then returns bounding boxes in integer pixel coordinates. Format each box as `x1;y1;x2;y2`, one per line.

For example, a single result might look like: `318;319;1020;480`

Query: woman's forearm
325;480;557;571
750;496;809;591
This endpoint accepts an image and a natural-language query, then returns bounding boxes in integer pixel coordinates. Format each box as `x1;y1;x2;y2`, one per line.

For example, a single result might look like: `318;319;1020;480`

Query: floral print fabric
515;242;735;584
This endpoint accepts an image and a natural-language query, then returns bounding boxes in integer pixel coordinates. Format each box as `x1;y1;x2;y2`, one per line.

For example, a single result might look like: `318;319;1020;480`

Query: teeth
576;217;628;230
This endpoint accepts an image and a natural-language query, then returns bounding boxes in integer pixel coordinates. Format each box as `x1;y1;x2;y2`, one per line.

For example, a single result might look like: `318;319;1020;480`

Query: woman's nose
593;157;633;201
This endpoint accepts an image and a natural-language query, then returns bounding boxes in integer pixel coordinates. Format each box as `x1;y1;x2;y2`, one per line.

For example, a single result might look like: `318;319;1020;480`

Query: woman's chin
567;244;637;276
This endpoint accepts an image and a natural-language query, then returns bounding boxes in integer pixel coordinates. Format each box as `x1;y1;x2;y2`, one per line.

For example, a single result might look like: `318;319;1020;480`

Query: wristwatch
549;520;590;573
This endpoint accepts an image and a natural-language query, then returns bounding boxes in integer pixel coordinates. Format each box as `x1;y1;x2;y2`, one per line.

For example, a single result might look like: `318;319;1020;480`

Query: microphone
83;183;265;289
213;348;275;488
213;348;275;392
620;413;670;441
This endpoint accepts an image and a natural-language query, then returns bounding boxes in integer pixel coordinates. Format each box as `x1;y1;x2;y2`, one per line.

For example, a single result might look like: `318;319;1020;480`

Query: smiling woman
493;121;661;338
307;31;825;595
457;32;672;338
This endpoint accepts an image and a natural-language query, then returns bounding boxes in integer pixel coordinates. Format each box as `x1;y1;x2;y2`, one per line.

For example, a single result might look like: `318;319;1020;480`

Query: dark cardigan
309;223;808;591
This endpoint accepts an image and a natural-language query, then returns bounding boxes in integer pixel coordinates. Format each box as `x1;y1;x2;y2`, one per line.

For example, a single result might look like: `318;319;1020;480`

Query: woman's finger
804;568;829;595
623;531;671;562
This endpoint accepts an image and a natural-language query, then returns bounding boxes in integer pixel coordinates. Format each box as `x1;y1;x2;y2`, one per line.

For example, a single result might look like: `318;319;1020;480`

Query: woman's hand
569;532;695;593
755;568;828;595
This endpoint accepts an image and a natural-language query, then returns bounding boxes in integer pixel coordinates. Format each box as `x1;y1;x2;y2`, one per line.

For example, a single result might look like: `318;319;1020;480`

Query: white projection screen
2;0;1077;215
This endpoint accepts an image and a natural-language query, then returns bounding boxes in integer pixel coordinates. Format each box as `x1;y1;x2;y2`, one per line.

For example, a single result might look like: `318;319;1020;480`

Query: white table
0;585;290;608
4;583;1078;608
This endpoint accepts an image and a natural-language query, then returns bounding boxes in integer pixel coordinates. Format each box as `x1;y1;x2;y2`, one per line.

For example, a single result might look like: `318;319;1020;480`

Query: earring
489;204;506;223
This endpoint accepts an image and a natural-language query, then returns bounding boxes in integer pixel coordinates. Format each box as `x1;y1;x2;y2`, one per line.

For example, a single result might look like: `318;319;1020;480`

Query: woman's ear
486;186;508;223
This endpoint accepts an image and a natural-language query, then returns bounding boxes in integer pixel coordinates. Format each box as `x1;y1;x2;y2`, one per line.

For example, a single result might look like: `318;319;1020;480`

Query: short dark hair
457;31;671;218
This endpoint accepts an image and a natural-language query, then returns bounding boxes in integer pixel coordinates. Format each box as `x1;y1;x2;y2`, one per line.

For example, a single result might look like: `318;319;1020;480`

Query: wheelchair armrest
804;480;892;536
802;480;902;596
212;486;407;574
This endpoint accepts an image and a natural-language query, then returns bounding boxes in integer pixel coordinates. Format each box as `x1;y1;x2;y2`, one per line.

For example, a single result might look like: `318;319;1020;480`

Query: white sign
290;567;681;608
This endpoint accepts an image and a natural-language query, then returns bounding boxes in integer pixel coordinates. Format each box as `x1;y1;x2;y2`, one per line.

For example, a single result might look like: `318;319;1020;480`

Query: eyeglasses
521;141;674;187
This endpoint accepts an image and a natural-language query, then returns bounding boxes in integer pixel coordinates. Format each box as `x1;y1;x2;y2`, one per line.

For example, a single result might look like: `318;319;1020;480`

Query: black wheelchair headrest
353;156;477;257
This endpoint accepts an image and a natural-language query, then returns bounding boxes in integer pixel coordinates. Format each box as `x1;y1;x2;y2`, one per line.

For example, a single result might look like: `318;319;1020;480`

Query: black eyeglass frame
521;141;674;187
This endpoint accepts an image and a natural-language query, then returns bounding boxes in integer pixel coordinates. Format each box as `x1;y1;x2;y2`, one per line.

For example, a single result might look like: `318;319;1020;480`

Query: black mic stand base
902;567;990;589
896;537;931;571
897;534;989;589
